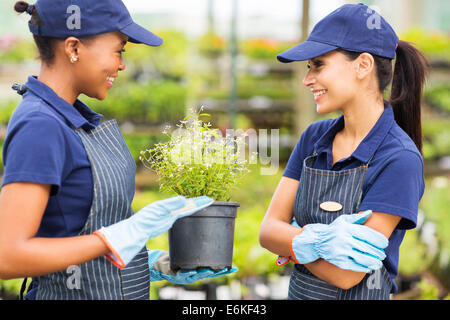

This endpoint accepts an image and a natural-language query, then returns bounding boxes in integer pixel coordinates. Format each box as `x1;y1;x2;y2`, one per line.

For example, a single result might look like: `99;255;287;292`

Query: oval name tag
319;201;343;212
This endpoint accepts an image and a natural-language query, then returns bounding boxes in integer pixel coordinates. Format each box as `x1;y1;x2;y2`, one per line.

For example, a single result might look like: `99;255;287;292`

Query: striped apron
33;119;150;299
288;150;392;300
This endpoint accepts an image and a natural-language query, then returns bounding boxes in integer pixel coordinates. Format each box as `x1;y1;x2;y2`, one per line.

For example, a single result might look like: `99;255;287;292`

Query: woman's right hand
290;210;388;273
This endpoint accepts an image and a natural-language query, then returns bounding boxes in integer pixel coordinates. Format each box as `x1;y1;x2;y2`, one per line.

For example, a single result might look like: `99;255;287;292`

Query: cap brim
277;40;338;63
120;22;163;47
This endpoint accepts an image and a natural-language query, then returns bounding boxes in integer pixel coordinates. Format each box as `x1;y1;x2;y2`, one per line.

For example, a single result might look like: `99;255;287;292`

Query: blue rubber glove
94;195;214;268
290;210;388;273
276;219;300;266
148;249;238;284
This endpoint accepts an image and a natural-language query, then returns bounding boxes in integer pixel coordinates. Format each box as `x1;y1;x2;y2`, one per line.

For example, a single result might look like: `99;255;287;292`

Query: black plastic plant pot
169;201;240;271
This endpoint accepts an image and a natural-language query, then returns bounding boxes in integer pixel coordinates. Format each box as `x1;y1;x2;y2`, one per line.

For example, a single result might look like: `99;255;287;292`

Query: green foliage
398;230;432;276
241;38;293;61
417;278;440;300
82;78;187;124
0;40;36;63
420;177;450;270
123;132;169;165
422;118;450;160
197;32;227;57
400;28;450;61
424;84;450;113
237;75;293;100
125;30;188;79
0;279;22;299
140;109;255;201
0;99;19;125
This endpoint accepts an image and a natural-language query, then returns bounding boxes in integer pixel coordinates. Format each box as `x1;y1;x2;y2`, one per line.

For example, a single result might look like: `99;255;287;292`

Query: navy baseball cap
27;0;163;46
277;3;398;63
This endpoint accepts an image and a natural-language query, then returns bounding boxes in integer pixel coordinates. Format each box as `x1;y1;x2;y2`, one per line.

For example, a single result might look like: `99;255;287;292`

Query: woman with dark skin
0;0;235;300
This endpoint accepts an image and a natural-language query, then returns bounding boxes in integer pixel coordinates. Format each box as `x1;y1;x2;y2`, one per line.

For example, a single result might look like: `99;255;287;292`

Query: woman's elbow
336;279;359;290
0;243;22;280
0;252;15;280
333;273;366;290
0;270;15;280
258;225;269;249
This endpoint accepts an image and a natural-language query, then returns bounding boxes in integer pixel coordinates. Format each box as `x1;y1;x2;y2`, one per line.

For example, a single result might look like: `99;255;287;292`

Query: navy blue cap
27;0;163;46
277;3;398;63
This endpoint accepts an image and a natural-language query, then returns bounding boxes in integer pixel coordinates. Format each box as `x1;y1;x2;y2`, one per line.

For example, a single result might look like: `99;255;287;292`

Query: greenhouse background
0;0;449;300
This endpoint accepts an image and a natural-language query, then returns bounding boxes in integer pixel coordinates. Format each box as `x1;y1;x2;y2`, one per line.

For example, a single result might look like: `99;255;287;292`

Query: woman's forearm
0;234;109;280
259;217;303;257
304;259;366;290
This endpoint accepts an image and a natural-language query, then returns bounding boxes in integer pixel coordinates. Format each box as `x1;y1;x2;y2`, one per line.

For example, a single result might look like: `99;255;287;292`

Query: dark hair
14;1;95;66
338;41;429;156
14;1;58;65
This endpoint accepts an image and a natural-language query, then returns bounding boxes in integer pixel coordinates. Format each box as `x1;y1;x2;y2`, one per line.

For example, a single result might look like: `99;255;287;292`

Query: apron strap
365;151;376;167
19;277;28;300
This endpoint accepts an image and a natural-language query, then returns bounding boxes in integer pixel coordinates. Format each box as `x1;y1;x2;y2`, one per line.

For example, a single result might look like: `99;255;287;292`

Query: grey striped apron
288;150;392;300
34;119;150;300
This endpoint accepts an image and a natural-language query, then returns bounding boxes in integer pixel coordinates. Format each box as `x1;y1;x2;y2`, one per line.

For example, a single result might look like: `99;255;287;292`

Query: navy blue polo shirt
283;102;425;293
1;76;103;237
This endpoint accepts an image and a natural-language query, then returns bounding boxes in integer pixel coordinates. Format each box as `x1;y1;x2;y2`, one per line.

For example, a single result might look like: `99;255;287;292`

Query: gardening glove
94;195;214;269
290;210;389;273
276;218;300;266
148;249;238;284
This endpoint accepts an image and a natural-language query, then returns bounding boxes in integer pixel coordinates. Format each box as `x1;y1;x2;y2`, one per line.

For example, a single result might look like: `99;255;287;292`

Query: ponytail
14;1;57;65
390;40;430;156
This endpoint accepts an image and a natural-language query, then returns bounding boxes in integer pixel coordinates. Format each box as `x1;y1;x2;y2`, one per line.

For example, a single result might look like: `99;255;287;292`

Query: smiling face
303;50;364;114
70;31;128;100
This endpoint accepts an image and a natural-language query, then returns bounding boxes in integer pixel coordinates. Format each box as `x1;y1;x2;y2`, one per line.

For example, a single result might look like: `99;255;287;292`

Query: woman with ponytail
259;4;428;300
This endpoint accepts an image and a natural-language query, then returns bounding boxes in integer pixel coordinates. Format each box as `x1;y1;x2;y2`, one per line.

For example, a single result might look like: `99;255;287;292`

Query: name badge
319;201;343;212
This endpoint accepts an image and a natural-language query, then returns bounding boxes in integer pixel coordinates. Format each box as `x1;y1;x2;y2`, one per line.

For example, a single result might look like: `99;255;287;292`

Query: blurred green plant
123;132;169;165
398;229;433;276
424;84;450;113
419;177;450;283
0;39;36;63
197;32;227;58
422;118;450;160
241;38;293;61
417;277;440;300
0;278;22;299
0;99;19;125
400;28;450;61
124;30;188;79
83;78;187;124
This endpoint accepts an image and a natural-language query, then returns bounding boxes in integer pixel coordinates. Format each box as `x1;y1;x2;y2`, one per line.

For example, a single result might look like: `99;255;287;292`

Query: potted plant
140;107;254;271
